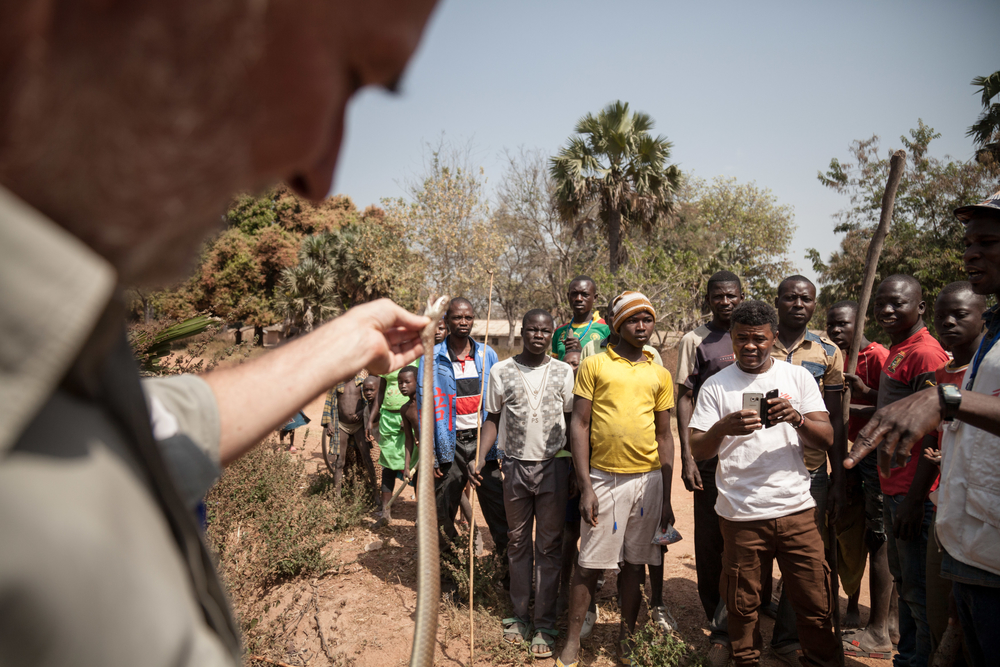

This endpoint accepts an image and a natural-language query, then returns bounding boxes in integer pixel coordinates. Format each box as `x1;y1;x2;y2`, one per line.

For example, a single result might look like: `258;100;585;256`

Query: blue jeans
942;549;1000;667
884;494;934;667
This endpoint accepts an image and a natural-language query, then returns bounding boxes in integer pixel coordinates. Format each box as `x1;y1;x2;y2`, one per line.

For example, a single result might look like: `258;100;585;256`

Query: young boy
846;275;948;665
826;301;890;631
370;362;417;522
398;365;419;485
558;291;675;667
474;309;575;657
690;300;839;667
923;282;986;659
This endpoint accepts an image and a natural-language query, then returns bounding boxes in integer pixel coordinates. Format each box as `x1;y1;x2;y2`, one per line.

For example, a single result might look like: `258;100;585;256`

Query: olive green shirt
0;186;240;665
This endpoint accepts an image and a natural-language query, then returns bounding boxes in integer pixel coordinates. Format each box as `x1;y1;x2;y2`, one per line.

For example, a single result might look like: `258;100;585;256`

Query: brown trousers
720;509;839;667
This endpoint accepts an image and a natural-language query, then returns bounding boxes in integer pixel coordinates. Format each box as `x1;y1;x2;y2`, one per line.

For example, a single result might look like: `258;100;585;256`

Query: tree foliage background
143;125;800;350
809;120;1000;340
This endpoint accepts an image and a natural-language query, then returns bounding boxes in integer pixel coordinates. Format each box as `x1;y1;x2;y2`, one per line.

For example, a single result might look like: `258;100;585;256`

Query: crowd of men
2;3;998;667
348;187;1000;667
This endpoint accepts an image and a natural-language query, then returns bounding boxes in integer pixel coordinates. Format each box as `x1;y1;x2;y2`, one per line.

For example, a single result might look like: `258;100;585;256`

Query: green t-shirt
552;314;611;360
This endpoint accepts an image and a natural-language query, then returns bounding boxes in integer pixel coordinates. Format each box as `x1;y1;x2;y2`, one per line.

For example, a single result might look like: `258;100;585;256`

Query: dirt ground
265;389;889;667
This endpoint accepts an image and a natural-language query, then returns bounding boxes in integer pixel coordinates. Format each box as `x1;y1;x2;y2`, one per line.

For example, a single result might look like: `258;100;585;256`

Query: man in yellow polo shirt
558;291;676;667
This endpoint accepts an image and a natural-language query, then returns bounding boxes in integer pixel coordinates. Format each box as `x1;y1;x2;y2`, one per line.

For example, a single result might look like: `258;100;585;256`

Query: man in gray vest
0;1;438;664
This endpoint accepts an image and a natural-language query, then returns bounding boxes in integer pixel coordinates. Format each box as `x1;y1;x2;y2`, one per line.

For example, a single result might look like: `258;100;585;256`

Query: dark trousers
885;494;935;667
693;457;728;644
952;581;1000;667
772;466;830;651
720;509;839;667
435;429;509;559
503;457;569;631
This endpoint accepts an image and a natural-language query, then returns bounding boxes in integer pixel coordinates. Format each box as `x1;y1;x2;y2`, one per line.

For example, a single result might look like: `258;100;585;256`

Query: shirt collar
0;186;117;452
773;331;810;355
605;343;653;364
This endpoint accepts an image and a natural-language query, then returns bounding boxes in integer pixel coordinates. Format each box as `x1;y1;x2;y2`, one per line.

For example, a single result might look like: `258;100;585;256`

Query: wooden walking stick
469;270;495;666
834;149;906;663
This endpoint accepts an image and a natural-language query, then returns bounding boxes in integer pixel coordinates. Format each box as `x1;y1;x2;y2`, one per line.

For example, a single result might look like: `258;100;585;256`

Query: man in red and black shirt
826;301;890;633
847;276;947;665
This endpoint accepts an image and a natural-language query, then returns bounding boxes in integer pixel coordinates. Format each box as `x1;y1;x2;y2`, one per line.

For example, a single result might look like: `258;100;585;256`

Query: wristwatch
938;383;962;423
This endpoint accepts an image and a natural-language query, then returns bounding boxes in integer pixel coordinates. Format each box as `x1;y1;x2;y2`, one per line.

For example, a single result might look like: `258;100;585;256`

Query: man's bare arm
655;409;675;528
846;386;1000;472
570;396;598;526
469;412;501;487
204;300;427;466
675;385;702;491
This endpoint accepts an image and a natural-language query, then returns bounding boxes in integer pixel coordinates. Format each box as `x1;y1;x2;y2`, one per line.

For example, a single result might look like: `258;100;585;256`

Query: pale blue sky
332;0;999;283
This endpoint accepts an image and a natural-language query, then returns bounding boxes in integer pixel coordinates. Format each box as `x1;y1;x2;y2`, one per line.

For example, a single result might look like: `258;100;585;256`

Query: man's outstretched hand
844;386;941;476
345;299;429;376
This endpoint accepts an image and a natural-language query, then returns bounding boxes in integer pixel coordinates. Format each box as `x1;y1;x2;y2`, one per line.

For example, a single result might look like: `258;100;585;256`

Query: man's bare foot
842;626;893;654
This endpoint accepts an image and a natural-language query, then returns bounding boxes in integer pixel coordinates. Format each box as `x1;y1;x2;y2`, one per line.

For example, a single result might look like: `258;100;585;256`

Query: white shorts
578;468;663;570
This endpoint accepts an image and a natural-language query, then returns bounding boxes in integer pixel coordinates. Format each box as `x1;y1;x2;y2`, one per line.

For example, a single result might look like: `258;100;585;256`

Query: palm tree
968;71;1000;167
275;258;340;333
550;100;680;275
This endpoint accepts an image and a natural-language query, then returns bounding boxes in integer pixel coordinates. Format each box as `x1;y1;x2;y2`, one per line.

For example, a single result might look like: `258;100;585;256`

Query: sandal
502;618;530;644
841;629;893;659
619;638;635;666
530;629;557;658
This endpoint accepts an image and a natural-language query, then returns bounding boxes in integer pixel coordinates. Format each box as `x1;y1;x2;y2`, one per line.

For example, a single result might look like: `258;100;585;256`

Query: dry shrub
205;440;370;656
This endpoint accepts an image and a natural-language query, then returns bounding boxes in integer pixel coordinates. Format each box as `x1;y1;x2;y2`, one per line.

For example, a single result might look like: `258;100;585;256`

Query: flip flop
842;635;893;659
555;659;578;667
502;618;530;644
530;629;557;658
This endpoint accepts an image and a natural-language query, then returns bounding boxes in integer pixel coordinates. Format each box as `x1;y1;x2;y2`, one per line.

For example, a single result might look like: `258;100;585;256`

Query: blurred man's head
825;300;859;352
706;270;743;328
956;191;1000;298
775;275;816;332
445;298;474;340
0;0;438;284
934;282;986;353
563;350;581;373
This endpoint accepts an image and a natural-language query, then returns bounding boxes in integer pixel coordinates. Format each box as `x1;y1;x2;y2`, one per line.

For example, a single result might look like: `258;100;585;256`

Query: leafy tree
153;187;361;343
550;100;680;275
491;148;600;343
810;121;1000;340
968;70;1000;168
591;175;795;340
274;257;339;333
302;206;424;313
384;149;500;308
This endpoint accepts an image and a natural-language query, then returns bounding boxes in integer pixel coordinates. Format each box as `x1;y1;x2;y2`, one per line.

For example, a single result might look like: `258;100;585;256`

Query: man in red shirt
826;301;890;634
847;275;948;666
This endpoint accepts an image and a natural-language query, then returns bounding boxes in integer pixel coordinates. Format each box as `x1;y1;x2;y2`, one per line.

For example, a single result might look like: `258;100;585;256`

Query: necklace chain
513;359;550;420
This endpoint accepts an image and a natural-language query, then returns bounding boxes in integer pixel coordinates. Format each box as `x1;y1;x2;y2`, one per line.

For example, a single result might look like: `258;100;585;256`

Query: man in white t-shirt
474;309;575;657
689;300;839;667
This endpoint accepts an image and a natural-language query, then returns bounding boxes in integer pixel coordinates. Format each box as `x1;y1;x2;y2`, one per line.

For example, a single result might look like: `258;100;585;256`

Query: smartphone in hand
742;390;780;428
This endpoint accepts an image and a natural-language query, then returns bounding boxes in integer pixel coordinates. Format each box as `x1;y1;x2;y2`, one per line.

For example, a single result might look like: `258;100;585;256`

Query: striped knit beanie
610;291;655;332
